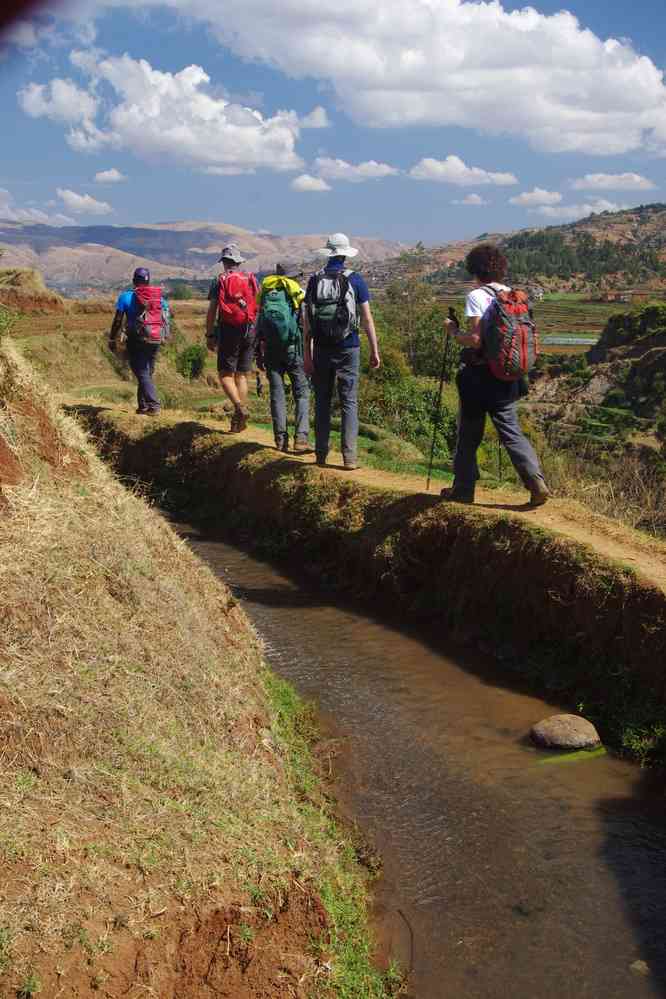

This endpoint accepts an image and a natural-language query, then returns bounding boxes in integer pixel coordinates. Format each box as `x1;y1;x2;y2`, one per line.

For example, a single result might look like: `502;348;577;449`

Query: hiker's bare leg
235;373;249;407
219;373;243;409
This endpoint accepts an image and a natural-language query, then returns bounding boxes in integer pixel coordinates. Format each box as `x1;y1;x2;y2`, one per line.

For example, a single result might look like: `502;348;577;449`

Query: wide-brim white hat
316;232;359;258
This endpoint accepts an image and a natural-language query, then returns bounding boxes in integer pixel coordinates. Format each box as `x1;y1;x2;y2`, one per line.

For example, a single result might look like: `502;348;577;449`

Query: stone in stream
530;714;601;750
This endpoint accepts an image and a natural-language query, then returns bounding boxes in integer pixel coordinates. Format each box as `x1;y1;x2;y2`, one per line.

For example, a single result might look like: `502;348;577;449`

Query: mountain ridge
0;219;405;294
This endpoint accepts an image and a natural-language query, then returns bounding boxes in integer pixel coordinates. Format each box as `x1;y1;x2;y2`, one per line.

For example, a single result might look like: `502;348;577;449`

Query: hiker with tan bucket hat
303;233;381;470
206;243;259;433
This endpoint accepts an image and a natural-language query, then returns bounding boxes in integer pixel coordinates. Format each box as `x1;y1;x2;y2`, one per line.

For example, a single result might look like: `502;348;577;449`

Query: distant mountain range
0;220;405;294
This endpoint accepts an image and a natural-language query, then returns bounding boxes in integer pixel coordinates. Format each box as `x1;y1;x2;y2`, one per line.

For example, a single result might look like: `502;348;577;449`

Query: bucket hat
315;233;359;259
218;243;245;264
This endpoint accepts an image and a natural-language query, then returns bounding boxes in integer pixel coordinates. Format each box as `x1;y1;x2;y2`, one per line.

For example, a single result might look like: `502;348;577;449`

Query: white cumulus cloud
291;174;331;193
18;77;98;124
56;188;113;215
94;167;126;183
410;156;517;187
72;0;666;157
533;199;624;221
18;51;305;174
20;0;666;156
510;188;562;207
452;194;488;206
570;173;657;191
0;188;74;226
314;157;399;183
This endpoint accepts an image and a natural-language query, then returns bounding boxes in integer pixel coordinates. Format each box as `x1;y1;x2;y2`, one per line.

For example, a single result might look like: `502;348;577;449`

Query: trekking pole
426;307;458;491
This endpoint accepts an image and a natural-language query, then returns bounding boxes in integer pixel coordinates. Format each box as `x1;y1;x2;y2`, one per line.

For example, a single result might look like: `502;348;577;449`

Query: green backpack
259;287;301;366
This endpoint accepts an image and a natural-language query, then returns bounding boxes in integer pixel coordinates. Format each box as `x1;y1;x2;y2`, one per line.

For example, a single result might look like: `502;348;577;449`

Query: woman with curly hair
441;243;549;506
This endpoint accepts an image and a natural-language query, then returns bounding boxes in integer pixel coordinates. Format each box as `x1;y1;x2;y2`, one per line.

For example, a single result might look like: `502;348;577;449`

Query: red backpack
132;285;170;345
481;286;538;381
217;270;258;329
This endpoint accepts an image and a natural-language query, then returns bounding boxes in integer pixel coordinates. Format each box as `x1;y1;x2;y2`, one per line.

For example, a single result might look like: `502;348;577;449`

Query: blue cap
133;267;150;285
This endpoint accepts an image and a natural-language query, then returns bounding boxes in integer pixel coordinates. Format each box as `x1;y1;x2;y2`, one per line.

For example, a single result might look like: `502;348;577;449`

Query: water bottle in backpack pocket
217;271;259;329
309;269;357;344
481;287;538;381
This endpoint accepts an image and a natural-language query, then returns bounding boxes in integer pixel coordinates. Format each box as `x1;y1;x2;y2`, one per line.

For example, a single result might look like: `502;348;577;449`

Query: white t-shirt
465;283;510;319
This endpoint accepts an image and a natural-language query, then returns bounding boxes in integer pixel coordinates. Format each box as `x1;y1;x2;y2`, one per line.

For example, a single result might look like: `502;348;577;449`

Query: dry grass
0;341;377;995
539;442;666;536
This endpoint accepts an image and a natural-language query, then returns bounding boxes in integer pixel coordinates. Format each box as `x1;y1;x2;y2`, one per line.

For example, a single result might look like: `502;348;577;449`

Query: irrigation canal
181;524;666;999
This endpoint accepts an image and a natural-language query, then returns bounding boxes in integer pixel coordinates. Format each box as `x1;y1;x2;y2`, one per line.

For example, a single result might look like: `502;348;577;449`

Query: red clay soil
11;398;88;478
0;290;66;313
29;891;329;998
0;435;22;485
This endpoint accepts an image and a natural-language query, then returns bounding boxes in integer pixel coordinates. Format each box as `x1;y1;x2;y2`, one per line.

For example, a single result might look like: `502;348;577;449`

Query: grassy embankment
74;400;666;767
0;325;401;997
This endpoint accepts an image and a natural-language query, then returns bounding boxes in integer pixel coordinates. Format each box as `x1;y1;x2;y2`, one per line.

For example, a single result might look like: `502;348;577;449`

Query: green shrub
0;305;17;339
168;282;196;300
176;343;207;380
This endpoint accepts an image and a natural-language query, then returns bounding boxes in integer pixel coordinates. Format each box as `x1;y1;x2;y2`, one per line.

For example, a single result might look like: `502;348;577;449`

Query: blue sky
1;0;665;244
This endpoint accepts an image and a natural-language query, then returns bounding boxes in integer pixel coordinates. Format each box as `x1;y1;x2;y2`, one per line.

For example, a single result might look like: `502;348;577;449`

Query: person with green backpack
256;263;311;454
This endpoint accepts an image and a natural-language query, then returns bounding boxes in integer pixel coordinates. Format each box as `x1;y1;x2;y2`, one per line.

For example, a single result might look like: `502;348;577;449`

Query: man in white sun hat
303;233;380;470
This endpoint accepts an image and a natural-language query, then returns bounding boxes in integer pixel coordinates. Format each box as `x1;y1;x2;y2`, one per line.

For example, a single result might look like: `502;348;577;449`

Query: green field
435;292;622;337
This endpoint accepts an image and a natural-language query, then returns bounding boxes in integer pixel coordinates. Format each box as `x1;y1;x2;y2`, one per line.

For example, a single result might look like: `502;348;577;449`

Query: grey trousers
454;365;543;489
267;361;310;443
313;344;360;462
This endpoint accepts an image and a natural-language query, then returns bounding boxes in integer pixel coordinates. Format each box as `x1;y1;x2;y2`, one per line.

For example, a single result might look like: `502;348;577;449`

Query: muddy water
182;528;666;999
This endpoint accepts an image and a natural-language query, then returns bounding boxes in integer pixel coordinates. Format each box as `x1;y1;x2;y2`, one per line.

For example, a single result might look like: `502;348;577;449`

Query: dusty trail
221;421;666;594
65;394;666;595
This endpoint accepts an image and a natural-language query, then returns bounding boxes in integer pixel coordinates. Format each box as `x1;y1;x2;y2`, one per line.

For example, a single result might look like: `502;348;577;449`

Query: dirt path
225;421;666;595
71;399;666;596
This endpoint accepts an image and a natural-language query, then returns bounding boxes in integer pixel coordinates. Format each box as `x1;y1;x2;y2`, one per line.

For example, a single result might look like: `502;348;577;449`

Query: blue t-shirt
115;288;169;335
305;259;369;349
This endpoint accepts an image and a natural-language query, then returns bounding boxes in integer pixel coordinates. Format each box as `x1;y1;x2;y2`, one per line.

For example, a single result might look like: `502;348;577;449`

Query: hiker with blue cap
303;233;381;470
108;267;170;416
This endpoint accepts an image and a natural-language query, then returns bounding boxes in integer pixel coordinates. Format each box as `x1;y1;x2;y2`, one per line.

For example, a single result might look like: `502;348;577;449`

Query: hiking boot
316;454;327;467
136;407;149;415
230;407;248;434
440;485;475;504
527;475;550;507
343;459;359;471
293;438;311;455
275;436;289;453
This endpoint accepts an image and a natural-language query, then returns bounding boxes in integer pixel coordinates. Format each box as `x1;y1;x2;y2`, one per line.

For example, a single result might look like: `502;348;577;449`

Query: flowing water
182;526;666;999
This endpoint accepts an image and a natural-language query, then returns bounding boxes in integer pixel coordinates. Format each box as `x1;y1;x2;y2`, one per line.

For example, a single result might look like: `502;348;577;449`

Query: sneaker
136;407;149;415
343;460;359;471
527;476;550;507
440;485;475;504
293;438;311;454
276;437;289;453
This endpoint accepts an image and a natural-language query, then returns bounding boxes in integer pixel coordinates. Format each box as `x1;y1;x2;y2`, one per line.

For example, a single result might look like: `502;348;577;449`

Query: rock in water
531;714;601;750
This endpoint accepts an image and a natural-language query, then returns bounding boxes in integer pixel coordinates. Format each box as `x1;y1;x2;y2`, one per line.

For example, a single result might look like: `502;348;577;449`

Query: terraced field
435;293;630;353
